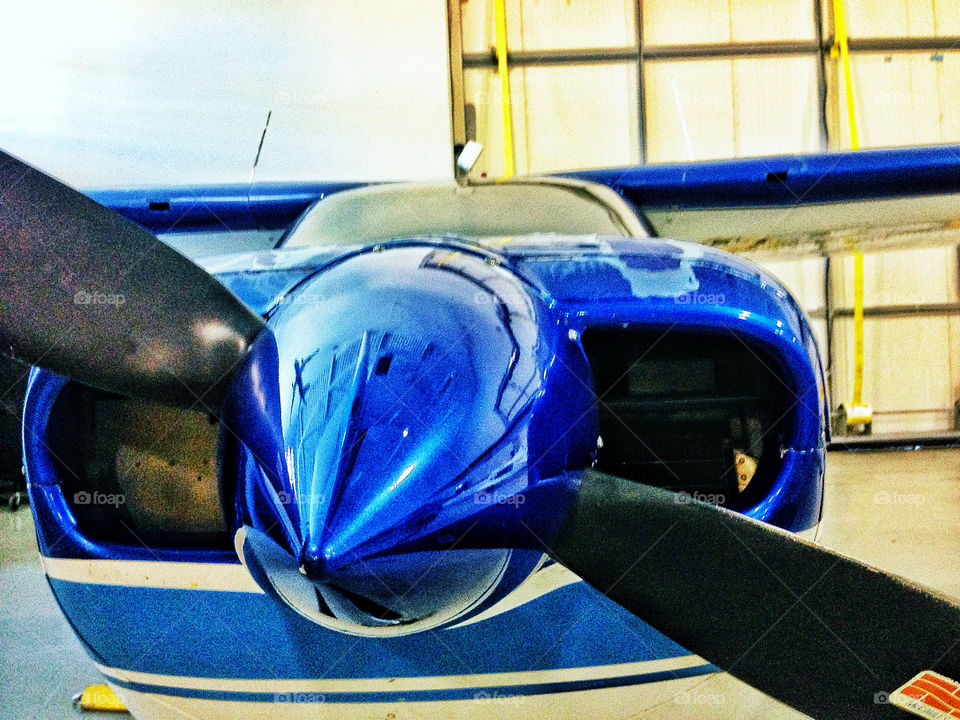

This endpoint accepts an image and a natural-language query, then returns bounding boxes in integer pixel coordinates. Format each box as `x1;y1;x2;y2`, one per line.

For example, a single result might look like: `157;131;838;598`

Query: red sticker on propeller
891;671;960;719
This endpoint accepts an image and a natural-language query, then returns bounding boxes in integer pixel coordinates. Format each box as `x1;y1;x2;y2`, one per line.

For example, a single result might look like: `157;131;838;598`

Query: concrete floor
2;447;959;719
0;505;116;720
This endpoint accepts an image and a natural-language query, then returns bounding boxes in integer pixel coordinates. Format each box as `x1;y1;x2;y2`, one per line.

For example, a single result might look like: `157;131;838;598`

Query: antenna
249;110;272;185
669;77;694;161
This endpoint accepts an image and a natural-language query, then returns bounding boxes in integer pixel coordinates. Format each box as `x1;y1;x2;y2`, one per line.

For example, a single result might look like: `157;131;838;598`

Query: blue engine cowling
23;236;826;639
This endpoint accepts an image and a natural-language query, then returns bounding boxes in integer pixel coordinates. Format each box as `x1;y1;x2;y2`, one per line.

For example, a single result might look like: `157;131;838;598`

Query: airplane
5;143;960;720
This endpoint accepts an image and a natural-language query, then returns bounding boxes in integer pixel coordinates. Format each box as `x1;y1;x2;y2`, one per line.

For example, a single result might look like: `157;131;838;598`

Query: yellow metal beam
831;0;869;426
831;0;859;150
852;250;865;407
494;0;515;178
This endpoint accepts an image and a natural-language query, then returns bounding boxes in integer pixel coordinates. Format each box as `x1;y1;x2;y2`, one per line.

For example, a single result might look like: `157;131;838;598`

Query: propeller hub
224;244;594;634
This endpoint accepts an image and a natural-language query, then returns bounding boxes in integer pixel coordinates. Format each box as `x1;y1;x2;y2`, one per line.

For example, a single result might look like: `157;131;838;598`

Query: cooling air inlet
583;328;795;510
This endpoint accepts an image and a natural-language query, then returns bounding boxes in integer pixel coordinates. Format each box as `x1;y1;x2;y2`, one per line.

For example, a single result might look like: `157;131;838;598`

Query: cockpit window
280;179;647;248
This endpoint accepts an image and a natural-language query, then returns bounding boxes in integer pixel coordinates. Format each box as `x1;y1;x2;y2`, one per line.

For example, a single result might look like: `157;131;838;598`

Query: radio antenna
249;110;272;185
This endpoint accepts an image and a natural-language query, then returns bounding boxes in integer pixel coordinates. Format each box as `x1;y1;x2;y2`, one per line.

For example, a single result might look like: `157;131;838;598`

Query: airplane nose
226;243;595;634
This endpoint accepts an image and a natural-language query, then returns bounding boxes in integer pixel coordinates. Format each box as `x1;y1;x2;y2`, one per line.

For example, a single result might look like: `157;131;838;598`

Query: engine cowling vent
46;382;227;548
582;328;795;509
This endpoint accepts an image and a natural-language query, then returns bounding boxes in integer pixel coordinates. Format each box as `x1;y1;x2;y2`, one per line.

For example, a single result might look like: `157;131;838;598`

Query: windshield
281;179;646;248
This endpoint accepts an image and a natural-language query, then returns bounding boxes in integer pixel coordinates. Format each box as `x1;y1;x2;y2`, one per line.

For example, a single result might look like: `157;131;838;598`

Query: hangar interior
457;0;960;437
1;2;960;720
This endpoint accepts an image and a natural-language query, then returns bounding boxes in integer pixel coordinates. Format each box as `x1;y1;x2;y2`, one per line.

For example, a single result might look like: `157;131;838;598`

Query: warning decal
891;671;960;719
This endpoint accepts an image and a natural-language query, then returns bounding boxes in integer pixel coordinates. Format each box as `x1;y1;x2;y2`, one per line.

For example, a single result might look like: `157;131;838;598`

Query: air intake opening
46;382;229;549
582;328;795;509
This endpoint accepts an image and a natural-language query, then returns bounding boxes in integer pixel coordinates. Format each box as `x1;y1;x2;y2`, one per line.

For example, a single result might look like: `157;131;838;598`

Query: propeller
548;469;960;719
0;149;264;408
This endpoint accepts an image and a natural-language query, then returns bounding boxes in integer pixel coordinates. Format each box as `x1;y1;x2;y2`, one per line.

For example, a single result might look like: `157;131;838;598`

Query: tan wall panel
934;2;960;35
516;0;636;50
841;54;913;147
645;56;818;163
731;56;823;156
643;60;734;162
519;63;640;172
908;0;938;36
936;53;960;142
460;0;635;53
844;0;936;38
827;52;960;149
643;0;814;44
855;54;940;147
832;245;958;307
908;52;946;142
642;0;731;45
728;0;816;42
832;316;953;427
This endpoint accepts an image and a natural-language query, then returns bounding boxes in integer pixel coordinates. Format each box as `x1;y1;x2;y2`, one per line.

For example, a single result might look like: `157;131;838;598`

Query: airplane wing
87;181;363;234
560;143;960;255
84;143;960;256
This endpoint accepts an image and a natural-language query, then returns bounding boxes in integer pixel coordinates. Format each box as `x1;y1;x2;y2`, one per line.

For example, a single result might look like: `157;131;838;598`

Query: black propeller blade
0;150;264;407
550;469;960;719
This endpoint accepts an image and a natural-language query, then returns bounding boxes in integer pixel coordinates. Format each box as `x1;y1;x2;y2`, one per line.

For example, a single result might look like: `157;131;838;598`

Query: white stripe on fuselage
97;654;708;693
40;556;583;628
41;556;264;593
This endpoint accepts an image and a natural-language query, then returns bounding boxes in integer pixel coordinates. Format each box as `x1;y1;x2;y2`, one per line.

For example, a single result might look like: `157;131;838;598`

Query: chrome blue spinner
219;244;595;634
